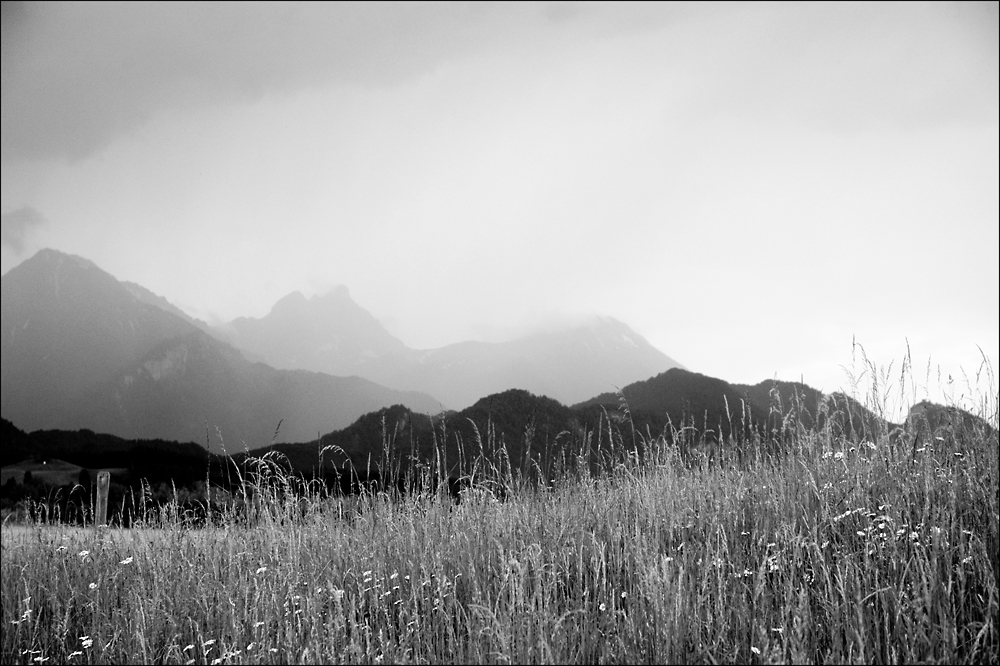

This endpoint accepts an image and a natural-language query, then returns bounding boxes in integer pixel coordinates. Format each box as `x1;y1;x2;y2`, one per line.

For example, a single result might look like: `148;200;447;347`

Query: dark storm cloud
0;206;46;253
0;2;586;163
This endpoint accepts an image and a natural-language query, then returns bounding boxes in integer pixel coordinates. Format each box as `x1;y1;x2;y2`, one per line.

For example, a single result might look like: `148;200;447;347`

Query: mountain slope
369;316;684;410
1;249;442;452
577;368;889;442
214;287;409;376
224;290;685;410
121;280;215;335
1;249;200;432
76;329;441;450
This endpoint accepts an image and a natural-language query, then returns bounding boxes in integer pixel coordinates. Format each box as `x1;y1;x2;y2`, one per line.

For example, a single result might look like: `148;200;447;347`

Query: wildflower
203;639;216;647
255;566;267;575
751;646;761;655
56;545;67;553
68;651;83;659
254;621;265;629
80;637;94;649
834;452;845;461
120;556;133;565
78;550;90;559
621;591;628;599
599;603;607;612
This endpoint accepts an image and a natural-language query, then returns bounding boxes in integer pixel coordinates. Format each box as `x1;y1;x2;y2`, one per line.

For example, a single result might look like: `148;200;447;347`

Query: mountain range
1;249;439;451
1;248;681;450
1;250;920;488
212;287;683;409
1;367;900;490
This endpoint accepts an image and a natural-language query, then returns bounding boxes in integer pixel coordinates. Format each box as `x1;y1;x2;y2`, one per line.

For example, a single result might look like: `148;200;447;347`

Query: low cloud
1;206;46;253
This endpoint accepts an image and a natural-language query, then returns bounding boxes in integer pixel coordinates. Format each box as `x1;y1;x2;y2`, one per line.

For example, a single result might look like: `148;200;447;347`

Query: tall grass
3;365;997;664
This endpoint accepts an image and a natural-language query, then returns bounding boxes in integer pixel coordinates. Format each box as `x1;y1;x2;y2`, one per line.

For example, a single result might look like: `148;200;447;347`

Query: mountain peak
10;247;100;277
270;291;308;315
320;285;351;301
218;284;408;376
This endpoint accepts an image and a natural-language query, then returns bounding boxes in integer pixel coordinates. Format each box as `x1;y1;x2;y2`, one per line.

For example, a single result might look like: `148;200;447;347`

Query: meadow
2;367;998;664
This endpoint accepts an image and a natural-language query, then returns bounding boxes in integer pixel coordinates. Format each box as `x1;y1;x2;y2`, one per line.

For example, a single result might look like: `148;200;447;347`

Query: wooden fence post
96;471;110;528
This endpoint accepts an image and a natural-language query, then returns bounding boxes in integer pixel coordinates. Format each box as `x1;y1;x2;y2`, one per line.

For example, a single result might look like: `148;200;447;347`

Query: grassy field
2;377;998;664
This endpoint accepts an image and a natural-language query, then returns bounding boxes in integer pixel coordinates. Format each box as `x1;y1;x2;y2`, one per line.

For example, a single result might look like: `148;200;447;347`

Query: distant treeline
1;369;899;524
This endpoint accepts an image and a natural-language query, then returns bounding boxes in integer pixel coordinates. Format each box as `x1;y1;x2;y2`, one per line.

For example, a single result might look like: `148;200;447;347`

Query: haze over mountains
1;249;682;450
6;248;968;489
216;289;684;409
1;249;440;451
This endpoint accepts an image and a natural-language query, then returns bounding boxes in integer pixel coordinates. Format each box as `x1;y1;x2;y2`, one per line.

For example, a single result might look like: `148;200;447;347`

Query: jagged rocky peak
267;286;355;316
270;290;309;314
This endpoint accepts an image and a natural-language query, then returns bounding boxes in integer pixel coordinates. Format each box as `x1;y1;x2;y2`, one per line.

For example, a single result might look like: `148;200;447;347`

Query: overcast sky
2;1;997;415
